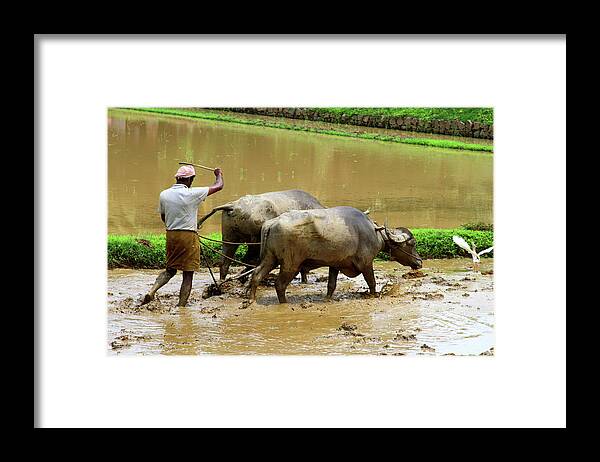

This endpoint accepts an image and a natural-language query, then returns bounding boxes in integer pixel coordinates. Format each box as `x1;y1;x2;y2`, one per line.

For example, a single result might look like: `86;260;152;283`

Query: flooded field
108;109;494;357
108;258;494;356
108;109;493;235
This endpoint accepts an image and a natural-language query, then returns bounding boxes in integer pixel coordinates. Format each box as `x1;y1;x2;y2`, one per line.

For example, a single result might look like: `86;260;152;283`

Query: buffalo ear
388;228;409;243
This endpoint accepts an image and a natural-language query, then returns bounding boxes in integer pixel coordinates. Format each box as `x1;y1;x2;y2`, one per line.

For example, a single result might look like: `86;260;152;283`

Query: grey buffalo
197;190;324;280
247;206;422;303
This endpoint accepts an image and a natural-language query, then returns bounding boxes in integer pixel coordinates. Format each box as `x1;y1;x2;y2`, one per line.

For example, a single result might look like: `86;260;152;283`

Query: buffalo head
385;227;422;270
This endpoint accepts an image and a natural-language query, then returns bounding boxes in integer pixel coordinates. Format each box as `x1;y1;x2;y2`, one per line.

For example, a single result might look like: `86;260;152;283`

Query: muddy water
108;258;494;356
108;109;493;235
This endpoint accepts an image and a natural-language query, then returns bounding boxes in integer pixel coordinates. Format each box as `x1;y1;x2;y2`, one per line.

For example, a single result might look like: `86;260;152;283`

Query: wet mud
108;258;494;356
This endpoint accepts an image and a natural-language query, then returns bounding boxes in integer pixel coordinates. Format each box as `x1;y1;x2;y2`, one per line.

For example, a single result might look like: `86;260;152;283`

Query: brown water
107;258;494;356
108;109;493;235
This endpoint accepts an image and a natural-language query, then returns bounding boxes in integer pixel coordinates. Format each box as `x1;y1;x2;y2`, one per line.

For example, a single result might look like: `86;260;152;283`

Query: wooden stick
178;161;216;172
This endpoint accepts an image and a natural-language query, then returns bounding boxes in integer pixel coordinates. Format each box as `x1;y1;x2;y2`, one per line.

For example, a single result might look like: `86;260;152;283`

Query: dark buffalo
197;190;325;280
248;206;422;303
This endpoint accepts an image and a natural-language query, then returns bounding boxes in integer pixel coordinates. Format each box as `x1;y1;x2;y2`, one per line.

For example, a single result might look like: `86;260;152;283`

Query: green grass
108;229;493;269
376;228;493;261
308;108;493;126
107;233;248;269
460;222;494;231
116;108;493;153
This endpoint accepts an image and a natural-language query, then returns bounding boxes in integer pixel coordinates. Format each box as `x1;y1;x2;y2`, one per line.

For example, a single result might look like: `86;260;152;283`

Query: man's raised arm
207;168;224;196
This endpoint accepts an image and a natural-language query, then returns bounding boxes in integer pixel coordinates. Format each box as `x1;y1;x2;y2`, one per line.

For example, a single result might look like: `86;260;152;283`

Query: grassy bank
107;233;248;269
108;228;493;269
308;108;493;126
117;108;493;153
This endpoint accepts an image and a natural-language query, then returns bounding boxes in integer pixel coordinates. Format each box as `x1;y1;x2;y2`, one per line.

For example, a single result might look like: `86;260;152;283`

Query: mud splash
108;258;494;356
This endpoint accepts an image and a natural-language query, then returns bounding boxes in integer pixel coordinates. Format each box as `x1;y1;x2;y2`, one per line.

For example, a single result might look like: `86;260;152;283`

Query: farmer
140;165;224;307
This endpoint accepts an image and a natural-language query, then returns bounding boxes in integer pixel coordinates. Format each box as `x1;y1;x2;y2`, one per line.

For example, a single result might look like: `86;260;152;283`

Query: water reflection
108;110;493;235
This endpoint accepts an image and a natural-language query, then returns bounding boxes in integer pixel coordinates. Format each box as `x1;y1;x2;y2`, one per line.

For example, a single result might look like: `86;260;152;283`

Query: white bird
452;236;493;271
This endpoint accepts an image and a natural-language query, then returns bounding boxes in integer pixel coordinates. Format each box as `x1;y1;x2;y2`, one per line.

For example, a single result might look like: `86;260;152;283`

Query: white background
36;35;566;428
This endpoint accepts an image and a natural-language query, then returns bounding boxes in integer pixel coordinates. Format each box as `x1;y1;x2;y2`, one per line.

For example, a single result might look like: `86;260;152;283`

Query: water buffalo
247;206;422;303
197;189;325;280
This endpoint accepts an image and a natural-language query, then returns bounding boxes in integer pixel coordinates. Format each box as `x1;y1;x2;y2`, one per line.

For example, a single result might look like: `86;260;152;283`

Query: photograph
36;34;566;429
107;106;494;356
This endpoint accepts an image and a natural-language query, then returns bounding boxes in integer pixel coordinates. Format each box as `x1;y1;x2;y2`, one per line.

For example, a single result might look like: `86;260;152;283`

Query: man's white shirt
158;184;209;231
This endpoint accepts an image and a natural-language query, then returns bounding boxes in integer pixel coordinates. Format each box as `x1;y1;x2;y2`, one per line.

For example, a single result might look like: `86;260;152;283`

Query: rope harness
197;237;258;268
196;235;259;291
194;227;262;292
198;234;261;246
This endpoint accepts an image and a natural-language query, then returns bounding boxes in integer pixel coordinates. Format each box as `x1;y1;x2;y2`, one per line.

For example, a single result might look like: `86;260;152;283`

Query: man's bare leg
300;269;309;284
140;268;176;305
178;271;194;307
